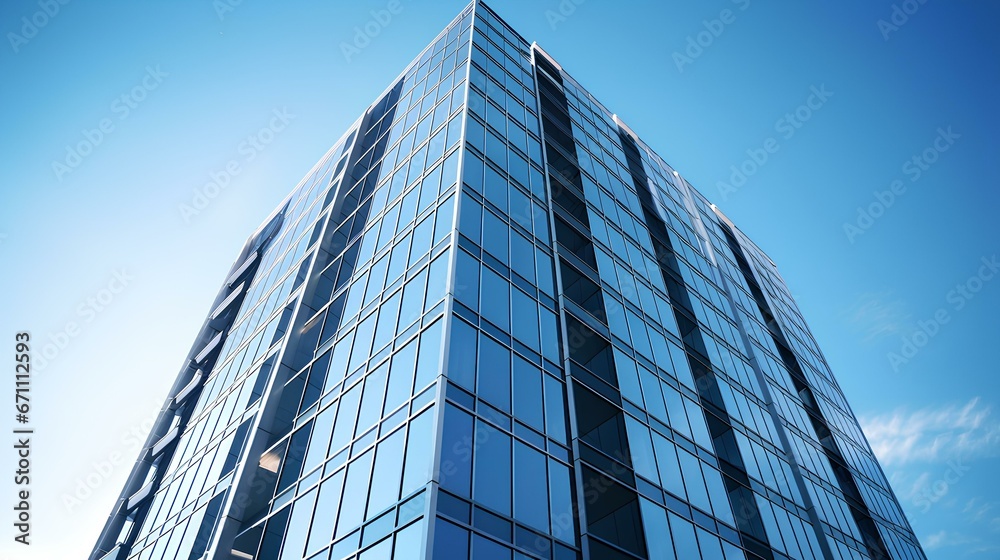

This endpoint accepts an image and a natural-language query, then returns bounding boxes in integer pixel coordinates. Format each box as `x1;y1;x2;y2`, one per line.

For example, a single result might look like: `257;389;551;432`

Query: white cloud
923;530;980;550
859;398;1000;466
845;291;913;342
963;498;996;523
894;470;932;503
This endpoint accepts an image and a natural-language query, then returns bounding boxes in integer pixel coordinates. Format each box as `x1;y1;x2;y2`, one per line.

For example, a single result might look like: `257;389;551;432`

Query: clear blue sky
1;1;997;558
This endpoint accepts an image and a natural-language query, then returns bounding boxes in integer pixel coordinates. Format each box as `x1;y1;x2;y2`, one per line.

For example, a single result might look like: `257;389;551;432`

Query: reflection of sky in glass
1;1;996;558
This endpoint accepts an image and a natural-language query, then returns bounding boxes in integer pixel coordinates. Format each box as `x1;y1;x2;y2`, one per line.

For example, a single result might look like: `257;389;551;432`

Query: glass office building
91;2;925;559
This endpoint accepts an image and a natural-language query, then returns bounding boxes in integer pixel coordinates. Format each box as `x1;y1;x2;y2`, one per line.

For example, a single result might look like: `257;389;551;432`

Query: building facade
91;3;925;559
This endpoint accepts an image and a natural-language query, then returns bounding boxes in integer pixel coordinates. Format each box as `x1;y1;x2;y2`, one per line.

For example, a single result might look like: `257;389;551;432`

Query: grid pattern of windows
435;6;579;560
116;127;359;560
93;3;924;560
215;8;476;560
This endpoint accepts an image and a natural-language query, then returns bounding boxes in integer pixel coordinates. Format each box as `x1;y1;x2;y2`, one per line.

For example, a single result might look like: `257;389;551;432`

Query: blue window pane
172;505;204;560
366;429;406;517
434;194;456;244
446;112;463;149
663;384;691;439
459;193;482;245
455;250;480;312
486;102;506;138
420;164;443;214
527;137;542;166
543;375;567;444
385;234;412;286
637;366;667;423
509;232;535;284
723;541;746;560
373;291;402;352
510;288;539;351
685;398;713;451
624;416;659;483
678;450;711;514
469;64;487;92
547;458;575;542
336;449;374;537
465;123;485;164
305;470;344;555
440;404;473;497
402;406;435;496
388;170;408;203
473;533;511;560
594;249;618;292
531;202;549;244
477;334;511;412
376;210;399;254
535;248;554;297
482;210;508;263
303;403;336;473
668;342;696;391
433;519;469;560
473;420;511;515
331;384;362;452
539;307;560;364
512;356;543;431
392;521;424;560
386;338;418;415
485;132;506;173
447;317;477;392
480;267;509;332
754;496;781;551
668;513;700;558
409;214;434;265
639;498;677;560
187;492;226;560
425;248;451;312
349;313;377;372
258;506;290;560
360;536;392;560
612;349;643;407
651;432;685;500
279;488;316;560
508;151;529;189
399;189;419;231
650;335;672;378
415;318;444;389
441;147;460;191
484;165;507;213
355;365;389;437
409;144;428;182
513;441;549;532
509;187;531;231
626;309;653;359
696;527;726;560
344;274;368;321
